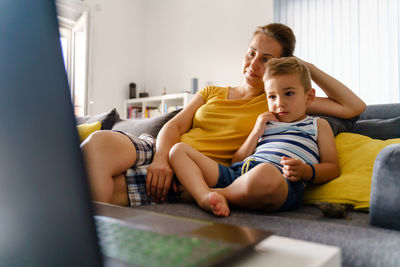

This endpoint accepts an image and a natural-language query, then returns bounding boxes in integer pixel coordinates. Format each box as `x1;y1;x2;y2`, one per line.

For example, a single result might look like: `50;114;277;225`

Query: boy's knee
169;142;189;160
246;163;283;196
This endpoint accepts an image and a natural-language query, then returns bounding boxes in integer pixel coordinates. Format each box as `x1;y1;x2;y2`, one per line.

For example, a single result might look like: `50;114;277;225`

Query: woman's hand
146;153;176;203
294;57;312;71
146;94;205;202
295;56;366;119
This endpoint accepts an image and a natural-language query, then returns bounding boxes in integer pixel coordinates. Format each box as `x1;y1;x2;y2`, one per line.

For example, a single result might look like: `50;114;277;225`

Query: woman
81;23;365;209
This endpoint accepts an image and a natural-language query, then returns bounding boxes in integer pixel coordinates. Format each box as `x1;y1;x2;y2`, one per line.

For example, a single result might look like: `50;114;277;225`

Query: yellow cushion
303;132;400;211
77;121;101;143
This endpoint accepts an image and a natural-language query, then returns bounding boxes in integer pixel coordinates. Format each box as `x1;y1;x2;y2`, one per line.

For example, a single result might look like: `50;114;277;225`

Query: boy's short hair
264;57;312;92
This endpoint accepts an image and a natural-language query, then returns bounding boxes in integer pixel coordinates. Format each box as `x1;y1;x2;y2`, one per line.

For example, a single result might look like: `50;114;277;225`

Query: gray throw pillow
350;117;400;140
314;115;360;136
75;108;120;130
112;109;182;138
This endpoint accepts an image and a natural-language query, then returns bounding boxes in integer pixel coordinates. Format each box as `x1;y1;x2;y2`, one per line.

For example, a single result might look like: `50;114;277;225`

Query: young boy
169;57;340;217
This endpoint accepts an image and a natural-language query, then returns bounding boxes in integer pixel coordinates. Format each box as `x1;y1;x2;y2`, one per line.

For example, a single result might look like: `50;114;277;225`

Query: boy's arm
296;118;339;183
231;131;261;164
231;112;278;164
281;118;340;183
311;117;340;183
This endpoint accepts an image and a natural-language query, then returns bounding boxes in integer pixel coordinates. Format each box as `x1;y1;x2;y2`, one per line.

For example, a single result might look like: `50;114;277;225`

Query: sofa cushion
302;132;400;210
112;109;182;138
350;116;400;140
75;108;120;130
76;121;101;143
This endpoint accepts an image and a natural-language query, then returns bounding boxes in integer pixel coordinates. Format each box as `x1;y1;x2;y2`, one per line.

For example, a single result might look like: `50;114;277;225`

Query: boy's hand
280;156;306;182
252;112;278;136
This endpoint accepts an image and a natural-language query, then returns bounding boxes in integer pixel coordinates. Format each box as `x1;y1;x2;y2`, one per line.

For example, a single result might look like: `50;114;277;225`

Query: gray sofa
78;104;400;267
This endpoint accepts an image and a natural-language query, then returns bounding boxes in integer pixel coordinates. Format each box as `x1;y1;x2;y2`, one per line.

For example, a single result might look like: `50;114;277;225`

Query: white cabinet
123;93;194;119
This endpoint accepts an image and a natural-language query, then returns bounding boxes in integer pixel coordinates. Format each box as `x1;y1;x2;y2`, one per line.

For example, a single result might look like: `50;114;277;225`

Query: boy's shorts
215;161;305;212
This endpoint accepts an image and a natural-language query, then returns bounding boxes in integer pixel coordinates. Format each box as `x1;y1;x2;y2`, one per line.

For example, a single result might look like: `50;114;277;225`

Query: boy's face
264;73;315;122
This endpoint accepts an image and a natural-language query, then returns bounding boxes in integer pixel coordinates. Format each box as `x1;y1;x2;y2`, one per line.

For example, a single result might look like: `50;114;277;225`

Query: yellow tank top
180;86;268;166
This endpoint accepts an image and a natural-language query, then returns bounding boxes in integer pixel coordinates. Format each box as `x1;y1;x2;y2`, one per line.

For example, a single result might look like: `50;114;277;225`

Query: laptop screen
0;1;102;265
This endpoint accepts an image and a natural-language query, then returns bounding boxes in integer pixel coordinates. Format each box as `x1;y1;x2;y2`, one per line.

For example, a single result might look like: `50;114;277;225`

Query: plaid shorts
117;132;178;206
115;132;156;206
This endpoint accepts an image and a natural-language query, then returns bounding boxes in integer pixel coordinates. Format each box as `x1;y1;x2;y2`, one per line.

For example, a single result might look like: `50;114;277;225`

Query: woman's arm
146;94;205;202
299;58;366;119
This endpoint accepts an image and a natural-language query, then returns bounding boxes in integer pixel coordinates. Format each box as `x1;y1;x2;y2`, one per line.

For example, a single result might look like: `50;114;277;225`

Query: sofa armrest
370;144;400;230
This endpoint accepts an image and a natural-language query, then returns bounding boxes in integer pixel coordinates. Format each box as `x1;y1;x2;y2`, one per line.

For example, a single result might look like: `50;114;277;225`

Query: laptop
0;1;271;266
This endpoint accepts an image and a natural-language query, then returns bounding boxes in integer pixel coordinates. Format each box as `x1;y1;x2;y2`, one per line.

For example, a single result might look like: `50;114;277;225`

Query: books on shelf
162;103;183;113
127;106;142;119
127;106;162;119
145;107;161;118
167;105;182;112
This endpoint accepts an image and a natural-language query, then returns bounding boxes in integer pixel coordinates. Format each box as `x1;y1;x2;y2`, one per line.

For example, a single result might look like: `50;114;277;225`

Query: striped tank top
243;116;320;172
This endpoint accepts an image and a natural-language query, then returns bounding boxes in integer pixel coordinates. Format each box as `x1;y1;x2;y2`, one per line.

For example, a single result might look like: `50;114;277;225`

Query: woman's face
243;33;282;89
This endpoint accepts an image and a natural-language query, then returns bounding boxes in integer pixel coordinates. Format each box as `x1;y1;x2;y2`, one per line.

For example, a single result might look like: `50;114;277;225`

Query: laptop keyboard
94;216;236;267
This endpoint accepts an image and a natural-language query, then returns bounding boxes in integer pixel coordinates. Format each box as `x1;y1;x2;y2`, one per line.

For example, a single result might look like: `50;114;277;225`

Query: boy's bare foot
177;185;195;203
207;192;230;217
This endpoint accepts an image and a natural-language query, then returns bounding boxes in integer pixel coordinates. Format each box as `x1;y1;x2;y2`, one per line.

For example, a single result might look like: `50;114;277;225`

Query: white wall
86;0;273;114
143;0;274;96
86;0;145;115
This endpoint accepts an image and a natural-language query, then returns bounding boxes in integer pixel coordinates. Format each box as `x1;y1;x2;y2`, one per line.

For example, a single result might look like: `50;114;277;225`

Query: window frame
58;11;89;116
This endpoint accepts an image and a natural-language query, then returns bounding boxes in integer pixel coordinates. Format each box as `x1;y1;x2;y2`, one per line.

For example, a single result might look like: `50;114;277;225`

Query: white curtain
274;0;400;104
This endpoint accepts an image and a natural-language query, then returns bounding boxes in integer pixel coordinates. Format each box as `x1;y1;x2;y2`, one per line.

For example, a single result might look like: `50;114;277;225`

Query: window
59;27;70;73
274;0;400;104
58;12;89;116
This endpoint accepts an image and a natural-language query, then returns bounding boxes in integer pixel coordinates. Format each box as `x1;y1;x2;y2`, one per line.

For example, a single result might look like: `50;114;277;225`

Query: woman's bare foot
206;192;230;217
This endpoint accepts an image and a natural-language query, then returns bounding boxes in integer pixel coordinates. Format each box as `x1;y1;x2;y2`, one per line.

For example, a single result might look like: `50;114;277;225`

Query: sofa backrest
112;109;182;138
350;103;400;140
359;103;400;120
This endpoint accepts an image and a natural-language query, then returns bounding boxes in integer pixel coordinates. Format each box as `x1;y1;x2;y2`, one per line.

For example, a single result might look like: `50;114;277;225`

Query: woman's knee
81;130;115;152
81;130;137;173
82;130;135;158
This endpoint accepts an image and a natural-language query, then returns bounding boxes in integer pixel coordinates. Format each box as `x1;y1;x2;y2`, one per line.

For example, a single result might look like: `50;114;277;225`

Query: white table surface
233;235;341;267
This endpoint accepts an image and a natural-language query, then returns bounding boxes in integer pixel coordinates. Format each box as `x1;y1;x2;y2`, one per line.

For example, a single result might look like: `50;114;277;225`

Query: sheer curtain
274;0;400;104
